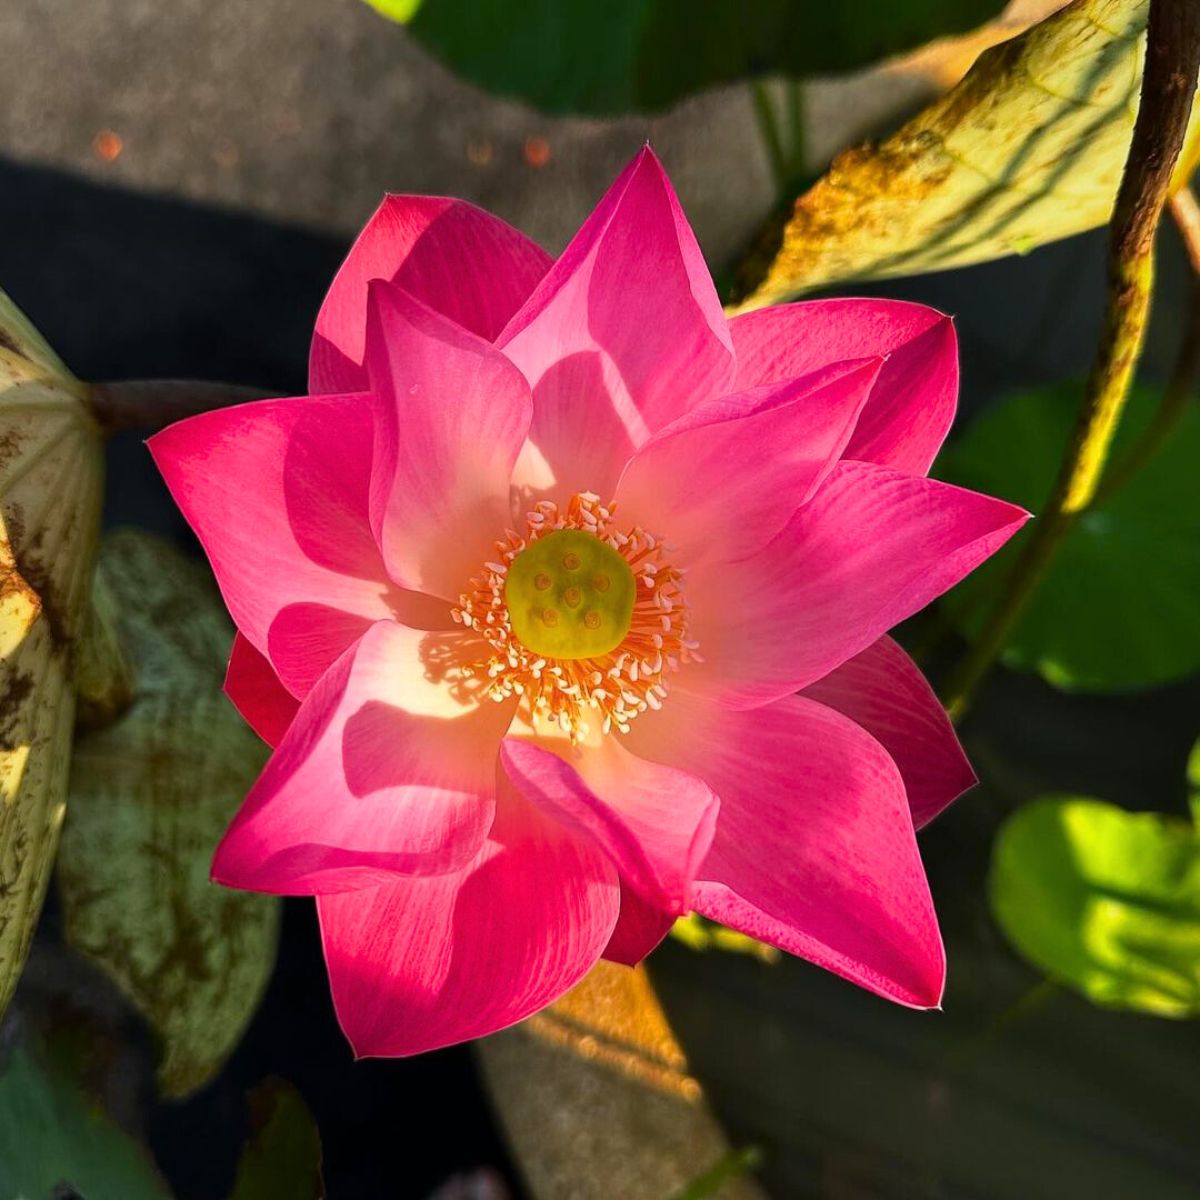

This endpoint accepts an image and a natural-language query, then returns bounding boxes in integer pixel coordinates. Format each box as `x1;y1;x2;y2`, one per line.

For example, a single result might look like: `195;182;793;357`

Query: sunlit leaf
990;795;1200;1016
385;0;1004;116
669;914;779;964
938;383;1200;690
229;1080;324;1200
0;290;104;1021
737;0;1200;306
58;531;279;1099
0;1037;172;1200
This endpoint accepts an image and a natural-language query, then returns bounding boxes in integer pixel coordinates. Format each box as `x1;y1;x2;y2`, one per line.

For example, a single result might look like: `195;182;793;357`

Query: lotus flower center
452;493;699;742
505;529;635;659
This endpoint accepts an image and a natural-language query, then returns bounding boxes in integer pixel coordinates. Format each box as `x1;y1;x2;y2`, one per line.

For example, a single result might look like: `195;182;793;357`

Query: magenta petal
602;883;675;966
501;737;719;914
224;633;300;748
149;393;397;697
628;690;945;1007
310;195;551;394
615;357;881;563
364;281;533;599
729;299;958;475
685;460;1030;707
802;636;975;829
212;621;514;895
317;771;619;1057
500;146;735;501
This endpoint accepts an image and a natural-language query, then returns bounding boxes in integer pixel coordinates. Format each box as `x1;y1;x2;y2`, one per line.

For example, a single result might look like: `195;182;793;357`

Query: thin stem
1092;185;1200;504
750;79;788;194
670;1146;763;1200
943;0;1200;723
88;379;275;432
786;79;806;179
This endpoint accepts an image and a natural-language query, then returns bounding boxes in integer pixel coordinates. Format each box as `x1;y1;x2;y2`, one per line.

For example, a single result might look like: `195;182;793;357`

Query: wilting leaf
387;0;1004;116
58;530;279;1099
229;1080;324;1200
990;795;1200;1016
0;1037;172;1200
0;290;104;1021
938;383;1200;690
737;0;1200;306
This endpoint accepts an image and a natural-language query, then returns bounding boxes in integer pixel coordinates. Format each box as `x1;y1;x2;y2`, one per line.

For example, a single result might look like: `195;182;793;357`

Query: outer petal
149;393;397;697
212;621;515;895
365;282;533;600
614;357;881;564
501;737;719;914
317;768;620;1057
801;636;975;829
683;460;1030;708
602;883;675;967
729;299;958;475
225;633;300;748
310;194;552;394
500;146;735;501
626;689;945;1007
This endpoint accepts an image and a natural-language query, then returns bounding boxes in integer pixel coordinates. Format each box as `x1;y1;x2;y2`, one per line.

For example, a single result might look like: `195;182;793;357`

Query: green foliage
58;531;280;1098
990;794;1200;1017
229;1081;324;1200
0;1038;172;1200
938;383;1200;690
384;0;1003;116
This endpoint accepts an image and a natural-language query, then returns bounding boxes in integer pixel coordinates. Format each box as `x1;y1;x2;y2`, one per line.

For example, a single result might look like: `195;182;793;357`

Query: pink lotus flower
150;148;1027;1057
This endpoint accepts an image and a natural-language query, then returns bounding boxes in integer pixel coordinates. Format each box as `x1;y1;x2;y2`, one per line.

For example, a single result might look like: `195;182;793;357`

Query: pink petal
225;633;300;747
310;195;552;394
212;621;514;895
729;299;958;475
500;146;735;501
365;282;533;600
683;460;1030;708
318;768;619;1057
615;357;881;563
802;636;975;829
627;689;945;1007
501;737;719;914
602;883;675;966
149;393;398;697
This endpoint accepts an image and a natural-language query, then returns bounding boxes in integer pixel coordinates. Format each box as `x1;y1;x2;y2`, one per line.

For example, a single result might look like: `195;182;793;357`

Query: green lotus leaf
938;383;1200;690
58;530;279;1098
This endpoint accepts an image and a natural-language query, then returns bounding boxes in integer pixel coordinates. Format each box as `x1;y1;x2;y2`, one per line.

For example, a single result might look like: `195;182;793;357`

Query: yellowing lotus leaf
58;531;279;1099
0;289;103;1019
737;0;1200;307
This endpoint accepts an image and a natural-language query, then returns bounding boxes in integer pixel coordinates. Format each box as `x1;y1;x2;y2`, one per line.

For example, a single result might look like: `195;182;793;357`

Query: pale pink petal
500;147;735;501
365;282;533;600
501;737;719;913
212;621;514;895
602;883;675;966
615;357;881;563
310;195;551;394
801;636;975;829
317;769;619;1057
729;299;958;475
149;393;397;697
626;689;944;1007
683;460;1030;708
225;633;300;747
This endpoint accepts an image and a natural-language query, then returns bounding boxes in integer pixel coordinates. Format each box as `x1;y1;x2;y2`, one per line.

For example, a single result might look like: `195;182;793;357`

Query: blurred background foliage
0;0;1198;1196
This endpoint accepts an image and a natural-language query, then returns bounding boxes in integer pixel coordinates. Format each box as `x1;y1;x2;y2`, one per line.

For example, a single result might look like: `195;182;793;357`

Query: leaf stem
88;379;275;432
942;0;1200;723
750;80;789;194
1092;185;1200;504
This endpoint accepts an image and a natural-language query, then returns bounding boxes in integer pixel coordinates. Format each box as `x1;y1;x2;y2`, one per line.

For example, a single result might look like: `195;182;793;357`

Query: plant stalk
88;379;275;432
943;0;1200;723
750;80;789;194
1092;185;1200;503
